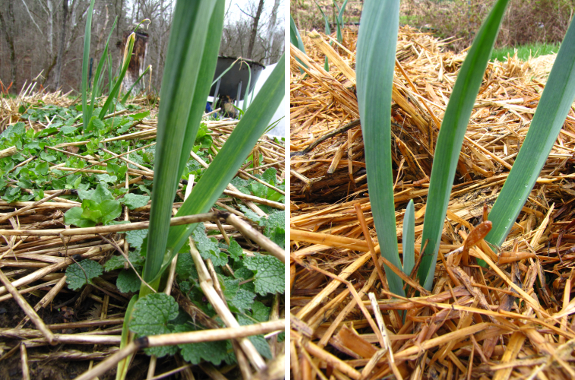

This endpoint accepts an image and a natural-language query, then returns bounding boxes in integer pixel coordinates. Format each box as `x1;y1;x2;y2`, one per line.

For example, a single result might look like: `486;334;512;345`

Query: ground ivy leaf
244;255;285;295
222;276;239;300
192;224;227;266
176;253;198;281
116;269;141;293
144;345;178;358
262;168;277;186
66;260;103;290
104;252;143;271
237;314;272;359
251;301;270;323
125;229;148;251
227;238;243;260
175;324;230;366
229;289;256;313
129;293;179;337
263;210;285;248
121;193;150;210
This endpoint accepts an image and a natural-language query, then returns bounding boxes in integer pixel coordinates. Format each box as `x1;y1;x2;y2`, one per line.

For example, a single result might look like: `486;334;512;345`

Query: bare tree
54;0;69;90
0;0;17;90
246;0;264;59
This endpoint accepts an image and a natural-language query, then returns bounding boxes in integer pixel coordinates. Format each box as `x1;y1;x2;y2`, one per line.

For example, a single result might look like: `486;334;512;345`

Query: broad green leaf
486;16;575;246
125;229;148;251
355;0;404;297
228;238;243;260
237;314;272;359
104;252;144;272
121;193;150;210
148;55;285;286
66;260;103;290
176;0;225;185
418;0;510;290
142;1;221;292
64;207;96;228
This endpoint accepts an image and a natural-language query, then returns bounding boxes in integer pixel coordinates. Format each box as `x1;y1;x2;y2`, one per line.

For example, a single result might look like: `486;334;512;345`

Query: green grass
491;42;560;62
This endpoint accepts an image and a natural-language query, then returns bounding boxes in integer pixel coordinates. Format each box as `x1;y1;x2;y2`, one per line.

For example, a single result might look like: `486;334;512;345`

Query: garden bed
0;89;286;379
290;26;575;379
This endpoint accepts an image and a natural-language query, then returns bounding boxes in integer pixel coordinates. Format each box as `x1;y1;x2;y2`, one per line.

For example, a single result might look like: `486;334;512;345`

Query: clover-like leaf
66;260;103;290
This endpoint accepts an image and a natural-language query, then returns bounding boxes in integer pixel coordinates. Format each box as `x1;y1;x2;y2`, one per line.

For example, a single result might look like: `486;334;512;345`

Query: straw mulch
290;26;575;379
0;89;285;379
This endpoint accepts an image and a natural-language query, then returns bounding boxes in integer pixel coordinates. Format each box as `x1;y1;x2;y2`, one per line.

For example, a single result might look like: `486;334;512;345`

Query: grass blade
81;0;96;128
141;1;219;293
418;0;510;290
91;17;118;109
402;200;415;277
149;55;285;284
315;1;331;35
355;0;404;297
290;14;307;74
98;33;135;119
115;295;137;380
486;17;575;246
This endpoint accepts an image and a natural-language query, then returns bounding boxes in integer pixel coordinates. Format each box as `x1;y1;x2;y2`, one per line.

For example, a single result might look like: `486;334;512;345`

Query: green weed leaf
66;260;103;290
244;255;284;295
121;193;150;210
129;293;179;336
116;269;141;293
192;224;227;267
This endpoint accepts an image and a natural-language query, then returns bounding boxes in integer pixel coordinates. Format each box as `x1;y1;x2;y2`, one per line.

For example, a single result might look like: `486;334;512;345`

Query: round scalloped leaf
116;269;141;293
65;260;103;290
129;293;179;337
244;255;285;295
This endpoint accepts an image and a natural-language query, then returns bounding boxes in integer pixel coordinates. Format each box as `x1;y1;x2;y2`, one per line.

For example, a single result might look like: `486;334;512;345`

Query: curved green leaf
149;55;285;286
356;0;404;297
140;1;220;292
486;16;575;246
402;200;415;278
418;0;510;290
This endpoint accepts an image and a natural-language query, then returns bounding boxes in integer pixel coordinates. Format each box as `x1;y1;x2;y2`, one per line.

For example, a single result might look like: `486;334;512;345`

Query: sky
224;0;287;138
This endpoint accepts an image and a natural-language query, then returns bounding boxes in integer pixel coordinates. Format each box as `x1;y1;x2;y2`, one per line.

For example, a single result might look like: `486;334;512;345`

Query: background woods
0;0;285;95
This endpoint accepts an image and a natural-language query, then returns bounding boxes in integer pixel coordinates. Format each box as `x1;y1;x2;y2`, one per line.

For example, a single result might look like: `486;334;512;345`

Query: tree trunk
0;0;17;91
247;0;265;59
54;0;69;90
266;0;281;64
